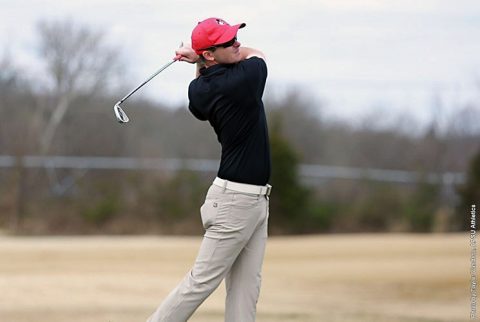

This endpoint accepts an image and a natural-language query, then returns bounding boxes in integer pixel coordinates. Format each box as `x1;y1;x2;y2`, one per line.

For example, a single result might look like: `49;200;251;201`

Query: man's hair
198;54;207;64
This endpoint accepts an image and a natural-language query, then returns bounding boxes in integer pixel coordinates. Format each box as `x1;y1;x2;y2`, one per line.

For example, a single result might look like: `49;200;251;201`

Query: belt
213;177;272;196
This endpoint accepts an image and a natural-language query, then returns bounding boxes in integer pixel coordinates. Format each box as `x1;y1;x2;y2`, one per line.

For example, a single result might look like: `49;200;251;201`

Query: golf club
114;54;181;123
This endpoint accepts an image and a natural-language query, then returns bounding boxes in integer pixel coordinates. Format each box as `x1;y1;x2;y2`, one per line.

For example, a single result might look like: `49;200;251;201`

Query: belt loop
222;178;227;193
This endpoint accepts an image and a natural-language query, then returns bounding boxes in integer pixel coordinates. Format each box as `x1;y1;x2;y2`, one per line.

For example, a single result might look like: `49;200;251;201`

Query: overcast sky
1;0;480;125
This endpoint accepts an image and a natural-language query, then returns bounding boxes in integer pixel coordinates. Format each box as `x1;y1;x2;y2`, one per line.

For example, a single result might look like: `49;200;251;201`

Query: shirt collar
200;63;227;76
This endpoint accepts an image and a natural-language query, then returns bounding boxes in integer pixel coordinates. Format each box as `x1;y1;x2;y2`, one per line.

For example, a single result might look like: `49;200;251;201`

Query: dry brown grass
0;233;470;322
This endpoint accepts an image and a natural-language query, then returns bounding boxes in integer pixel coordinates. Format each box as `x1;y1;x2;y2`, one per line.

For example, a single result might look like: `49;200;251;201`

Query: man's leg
225;196;269;322
146;235;243;322
147;185;263;322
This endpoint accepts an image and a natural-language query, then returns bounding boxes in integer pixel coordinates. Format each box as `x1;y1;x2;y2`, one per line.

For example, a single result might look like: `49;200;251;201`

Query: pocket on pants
200;200;220;229
232;193;259;209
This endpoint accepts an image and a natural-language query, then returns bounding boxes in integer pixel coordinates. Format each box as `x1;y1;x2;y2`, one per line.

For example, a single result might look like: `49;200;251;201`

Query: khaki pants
147;183;269;322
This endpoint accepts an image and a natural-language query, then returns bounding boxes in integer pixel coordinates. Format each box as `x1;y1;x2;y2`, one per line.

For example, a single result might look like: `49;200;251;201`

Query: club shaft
119;59;177;104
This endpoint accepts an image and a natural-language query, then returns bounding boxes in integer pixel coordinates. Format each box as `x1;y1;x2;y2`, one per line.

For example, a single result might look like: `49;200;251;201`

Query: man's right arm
239;47;266;61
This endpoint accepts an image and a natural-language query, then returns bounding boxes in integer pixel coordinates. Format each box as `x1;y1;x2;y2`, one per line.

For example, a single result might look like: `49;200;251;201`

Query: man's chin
233;53;243;63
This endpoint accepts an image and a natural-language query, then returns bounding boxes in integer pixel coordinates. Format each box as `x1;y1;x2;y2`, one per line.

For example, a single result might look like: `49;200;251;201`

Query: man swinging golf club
146;17;271;322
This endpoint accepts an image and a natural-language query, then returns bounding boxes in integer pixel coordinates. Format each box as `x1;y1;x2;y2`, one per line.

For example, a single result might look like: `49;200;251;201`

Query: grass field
0;233;470;322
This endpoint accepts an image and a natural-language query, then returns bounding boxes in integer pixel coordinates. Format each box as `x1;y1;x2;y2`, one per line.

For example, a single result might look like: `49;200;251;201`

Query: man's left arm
175;44;203;77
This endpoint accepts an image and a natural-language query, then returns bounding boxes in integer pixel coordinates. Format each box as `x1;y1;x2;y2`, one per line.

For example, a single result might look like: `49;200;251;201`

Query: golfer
147;17;271;322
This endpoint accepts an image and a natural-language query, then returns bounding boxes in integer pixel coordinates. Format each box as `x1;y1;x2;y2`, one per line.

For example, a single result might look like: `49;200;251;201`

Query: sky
1;0;480;126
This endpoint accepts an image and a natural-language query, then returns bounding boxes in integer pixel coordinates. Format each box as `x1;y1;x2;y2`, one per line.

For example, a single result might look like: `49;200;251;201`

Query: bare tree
37;19;123;154
0;53;36;155
0;55;17;153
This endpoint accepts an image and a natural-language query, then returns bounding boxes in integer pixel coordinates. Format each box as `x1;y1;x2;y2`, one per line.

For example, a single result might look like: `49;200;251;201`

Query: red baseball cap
191;18;246;54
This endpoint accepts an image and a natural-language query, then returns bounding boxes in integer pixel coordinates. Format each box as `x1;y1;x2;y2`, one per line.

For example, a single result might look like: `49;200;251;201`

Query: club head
114;102;129;123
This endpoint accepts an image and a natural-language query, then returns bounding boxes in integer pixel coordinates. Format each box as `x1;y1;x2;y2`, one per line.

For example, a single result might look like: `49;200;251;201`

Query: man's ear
202;50;215;62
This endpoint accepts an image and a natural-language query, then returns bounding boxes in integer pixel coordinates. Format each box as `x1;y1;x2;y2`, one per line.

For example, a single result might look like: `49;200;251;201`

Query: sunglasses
204;37;237;52
216;37;237;48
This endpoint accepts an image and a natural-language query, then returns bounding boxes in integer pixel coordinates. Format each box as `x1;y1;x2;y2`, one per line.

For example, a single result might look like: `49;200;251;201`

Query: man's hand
175;43;200;63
